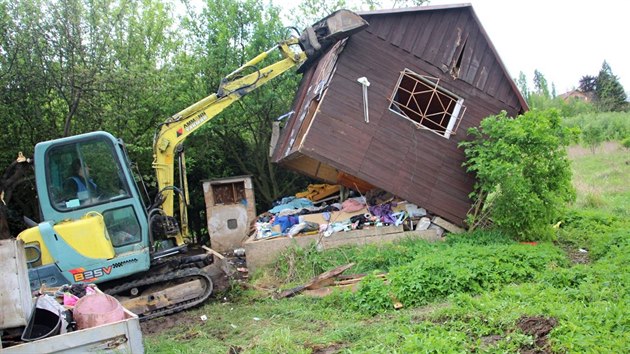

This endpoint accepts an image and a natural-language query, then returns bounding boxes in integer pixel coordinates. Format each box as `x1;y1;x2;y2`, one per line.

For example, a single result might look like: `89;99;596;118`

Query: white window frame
389;69;466;139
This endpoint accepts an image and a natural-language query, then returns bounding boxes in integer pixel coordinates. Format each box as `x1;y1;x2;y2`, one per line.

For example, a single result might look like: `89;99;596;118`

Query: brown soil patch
140;310;198;335
564;247;590;264
516;315;558;354
308;343;345;354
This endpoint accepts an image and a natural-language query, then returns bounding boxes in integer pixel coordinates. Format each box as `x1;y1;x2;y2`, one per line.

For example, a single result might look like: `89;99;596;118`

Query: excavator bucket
298;9;368;71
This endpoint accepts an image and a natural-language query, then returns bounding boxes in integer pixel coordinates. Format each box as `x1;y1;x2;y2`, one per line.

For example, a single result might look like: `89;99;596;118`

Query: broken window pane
389;69;465;138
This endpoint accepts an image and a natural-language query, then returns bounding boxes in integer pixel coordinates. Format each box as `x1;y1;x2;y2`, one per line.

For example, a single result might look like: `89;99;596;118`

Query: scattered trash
200;315;208;322
237;267;248;273
230;324;237;329
253;317;260;321
233;248;246;257
579;248;588;253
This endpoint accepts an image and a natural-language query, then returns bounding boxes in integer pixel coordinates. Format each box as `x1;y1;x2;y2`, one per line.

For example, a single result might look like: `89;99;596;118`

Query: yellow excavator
15;10;368;320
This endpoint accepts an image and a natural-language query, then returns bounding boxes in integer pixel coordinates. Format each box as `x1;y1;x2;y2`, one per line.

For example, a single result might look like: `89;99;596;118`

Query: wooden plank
202;245;225;260
474;49;494;90
438;9;470;68
411;12;438;59
496;78;513;104
485;62;503;98
423;10;457;65
460;26;482;84
399;12;429;53
390;13;414;48
0;239;33;329
373;16;394;41
276;263;355;299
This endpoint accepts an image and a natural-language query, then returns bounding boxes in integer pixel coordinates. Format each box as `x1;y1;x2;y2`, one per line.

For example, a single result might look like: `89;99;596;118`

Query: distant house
272;4;528;226
559;89;593;102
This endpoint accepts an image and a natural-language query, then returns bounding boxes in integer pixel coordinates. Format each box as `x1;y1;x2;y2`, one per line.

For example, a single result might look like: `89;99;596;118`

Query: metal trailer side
1;307;144;353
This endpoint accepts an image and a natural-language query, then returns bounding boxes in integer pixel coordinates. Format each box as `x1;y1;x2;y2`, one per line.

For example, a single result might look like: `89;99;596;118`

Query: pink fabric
63;293;79;306
341;198;365;212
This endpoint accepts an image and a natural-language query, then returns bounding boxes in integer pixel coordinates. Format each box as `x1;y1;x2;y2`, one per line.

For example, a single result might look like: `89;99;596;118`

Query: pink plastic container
73;293;126;329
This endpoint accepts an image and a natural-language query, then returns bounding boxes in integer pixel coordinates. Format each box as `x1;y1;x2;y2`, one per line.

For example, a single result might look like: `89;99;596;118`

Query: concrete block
243;225;445;273
432;216;465;234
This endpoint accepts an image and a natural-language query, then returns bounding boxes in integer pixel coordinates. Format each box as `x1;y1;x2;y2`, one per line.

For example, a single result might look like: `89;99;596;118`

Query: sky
272;0;629;95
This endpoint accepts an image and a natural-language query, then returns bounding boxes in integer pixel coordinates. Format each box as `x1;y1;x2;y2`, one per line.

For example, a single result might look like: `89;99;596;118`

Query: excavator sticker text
183;112;208;133
69;266;113;282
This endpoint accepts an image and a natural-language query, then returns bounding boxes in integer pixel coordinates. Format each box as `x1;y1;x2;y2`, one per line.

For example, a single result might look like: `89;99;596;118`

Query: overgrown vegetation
459;109;575;239
563;111;630;148
145;109;629;353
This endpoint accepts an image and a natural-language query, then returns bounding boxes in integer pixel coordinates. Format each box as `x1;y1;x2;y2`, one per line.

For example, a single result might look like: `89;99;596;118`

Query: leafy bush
459;109;575;240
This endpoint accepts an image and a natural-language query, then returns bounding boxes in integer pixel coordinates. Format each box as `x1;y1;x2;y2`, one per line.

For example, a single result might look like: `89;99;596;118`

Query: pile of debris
252;184;463;241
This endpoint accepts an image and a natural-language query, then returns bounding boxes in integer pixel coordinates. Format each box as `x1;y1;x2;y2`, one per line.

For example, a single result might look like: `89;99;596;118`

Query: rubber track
104;267;213;321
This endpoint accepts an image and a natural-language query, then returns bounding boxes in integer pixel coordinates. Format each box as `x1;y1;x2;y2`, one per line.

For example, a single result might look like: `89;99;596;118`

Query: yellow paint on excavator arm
152;38;306;243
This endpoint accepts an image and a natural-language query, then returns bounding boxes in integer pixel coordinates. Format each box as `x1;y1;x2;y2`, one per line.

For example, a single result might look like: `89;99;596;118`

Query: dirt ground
517;316;558;354
141;255;247;336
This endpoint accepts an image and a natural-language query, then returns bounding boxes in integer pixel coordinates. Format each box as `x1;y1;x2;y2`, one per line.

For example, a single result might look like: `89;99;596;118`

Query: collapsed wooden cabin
272;4;528;226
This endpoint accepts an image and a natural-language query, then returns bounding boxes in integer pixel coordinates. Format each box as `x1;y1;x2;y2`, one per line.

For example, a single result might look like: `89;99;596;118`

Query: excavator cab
20;131;152;289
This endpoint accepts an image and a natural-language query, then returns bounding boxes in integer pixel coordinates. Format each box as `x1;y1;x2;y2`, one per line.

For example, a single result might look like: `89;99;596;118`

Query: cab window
47;138;131;210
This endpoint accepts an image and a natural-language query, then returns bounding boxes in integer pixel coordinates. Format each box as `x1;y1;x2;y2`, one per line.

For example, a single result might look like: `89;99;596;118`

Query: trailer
0;239;144;353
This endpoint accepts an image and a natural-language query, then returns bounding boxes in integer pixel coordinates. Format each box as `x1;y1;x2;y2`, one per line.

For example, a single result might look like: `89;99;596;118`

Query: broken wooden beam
276;263;355;299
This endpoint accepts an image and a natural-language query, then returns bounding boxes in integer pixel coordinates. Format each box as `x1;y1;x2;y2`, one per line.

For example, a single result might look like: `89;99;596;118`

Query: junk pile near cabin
0;239;143;353
225;183;464;272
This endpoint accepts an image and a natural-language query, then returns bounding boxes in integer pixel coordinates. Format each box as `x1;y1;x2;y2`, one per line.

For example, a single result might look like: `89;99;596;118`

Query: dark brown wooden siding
275;6;526;225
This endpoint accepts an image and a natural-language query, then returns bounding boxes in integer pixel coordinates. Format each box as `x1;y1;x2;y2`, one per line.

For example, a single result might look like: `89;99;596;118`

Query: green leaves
459;109;576;240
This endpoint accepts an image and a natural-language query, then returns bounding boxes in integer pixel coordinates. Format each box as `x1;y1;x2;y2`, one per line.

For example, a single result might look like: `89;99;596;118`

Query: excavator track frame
104;266;213;321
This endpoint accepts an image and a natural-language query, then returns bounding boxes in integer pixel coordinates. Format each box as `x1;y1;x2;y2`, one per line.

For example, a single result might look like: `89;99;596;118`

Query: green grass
144;138;630;353
568;141;630;217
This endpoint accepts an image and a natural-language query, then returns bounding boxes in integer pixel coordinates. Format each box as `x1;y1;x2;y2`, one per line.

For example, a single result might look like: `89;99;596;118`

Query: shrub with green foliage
459;109;575;240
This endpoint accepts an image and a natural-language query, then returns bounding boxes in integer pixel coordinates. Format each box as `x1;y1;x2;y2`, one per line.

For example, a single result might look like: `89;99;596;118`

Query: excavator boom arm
151;10;368;242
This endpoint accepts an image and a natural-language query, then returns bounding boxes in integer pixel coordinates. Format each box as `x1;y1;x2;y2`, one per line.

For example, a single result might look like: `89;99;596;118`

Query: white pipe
357;77;370;123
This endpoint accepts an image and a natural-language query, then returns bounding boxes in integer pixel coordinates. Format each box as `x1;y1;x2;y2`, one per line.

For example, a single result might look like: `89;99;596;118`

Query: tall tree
579;75;597;93
178;0;312;218
0;0;179;167
515;71;529;103
533;69;550;98
595;61;627;112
